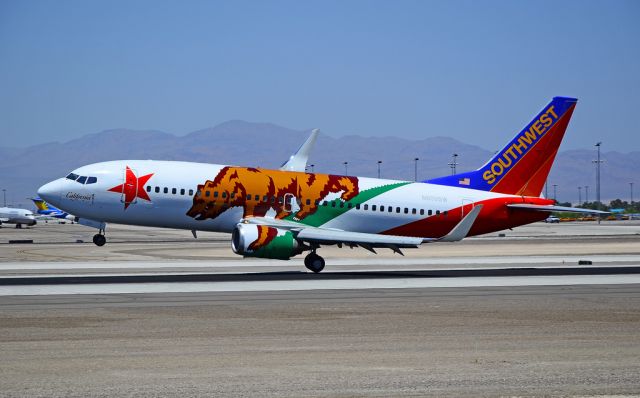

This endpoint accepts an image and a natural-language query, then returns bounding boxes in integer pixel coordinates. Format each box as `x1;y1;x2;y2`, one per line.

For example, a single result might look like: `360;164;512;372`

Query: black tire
93;234;106;247
304;253;325;273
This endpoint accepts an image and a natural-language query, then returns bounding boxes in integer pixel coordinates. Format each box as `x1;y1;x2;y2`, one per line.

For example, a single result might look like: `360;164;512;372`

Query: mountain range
1;120;638;208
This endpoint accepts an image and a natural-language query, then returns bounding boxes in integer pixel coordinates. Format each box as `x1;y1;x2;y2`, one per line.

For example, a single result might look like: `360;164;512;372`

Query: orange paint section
383;197;554;238
491;105;576;196
186;167;359;221
248;225;278;251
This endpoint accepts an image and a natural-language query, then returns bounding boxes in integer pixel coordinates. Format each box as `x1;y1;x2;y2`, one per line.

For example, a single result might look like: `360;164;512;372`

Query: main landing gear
92;230;106;247
304;251;325;273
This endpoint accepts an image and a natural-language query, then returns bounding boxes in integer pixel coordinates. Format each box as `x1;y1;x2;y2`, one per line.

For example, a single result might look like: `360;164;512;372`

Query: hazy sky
1;0;639;151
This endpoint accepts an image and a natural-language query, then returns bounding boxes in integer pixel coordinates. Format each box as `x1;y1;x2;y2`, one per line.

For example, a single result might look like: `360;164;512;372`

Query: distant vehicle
0;207;37;228
31;197;75;222
545;216;560;223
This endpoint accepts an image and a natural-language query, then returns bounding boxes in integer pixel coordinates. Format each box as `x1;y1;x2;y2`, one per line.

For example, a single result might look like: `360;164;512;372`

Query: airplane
37;97;606;273
0;207;37;228
31;197;75;222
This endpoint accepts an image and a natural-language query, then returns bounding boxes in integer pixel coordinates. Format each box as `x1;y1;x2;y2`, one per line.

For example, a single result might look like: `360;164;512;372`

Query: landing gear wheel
93;234;106;247
304;252;325;273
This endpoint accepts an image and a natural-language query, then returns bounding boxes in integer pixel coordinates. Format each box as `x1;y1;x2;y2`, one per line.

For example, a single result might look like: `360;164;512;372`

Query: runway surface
1;221;640;396
2;285;640;397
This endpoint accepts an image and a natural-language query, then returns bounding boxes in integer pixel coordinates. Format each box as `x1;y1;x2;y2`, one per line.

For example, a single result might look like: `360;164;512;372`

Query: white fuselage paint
38;160;517;237
0;207;37;226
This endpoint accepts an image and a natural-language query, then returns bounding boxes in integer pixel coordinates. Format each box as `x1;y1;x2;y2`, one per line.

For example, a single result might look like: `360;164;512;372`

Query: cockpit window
66;173;97;184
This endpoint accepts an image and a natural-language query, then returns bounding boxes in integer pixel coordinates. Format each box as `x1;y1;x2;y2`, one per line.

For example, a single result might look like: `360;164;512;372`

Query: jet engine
231;223;305;260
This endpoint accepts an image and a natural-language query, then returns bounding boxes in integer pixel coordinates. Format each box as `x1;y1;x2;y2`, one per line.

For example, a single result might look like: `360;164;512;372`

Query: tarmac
1;220;640;397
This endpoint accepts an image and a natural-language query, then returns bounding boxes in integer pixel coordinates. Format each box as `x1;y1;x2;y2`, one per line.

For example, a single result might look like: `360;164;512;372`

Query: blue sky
1;0;638;151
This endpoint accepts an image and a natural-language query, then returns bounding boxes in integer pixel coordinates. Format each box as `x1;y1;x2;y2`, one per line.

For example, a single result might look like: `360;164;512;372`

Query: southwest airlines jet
38;97;603;272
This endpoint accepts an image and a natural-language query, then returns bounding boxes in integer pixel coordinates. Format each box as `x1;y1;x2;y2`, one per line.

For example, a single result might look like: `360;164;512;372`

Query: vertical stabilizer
426;97;577;196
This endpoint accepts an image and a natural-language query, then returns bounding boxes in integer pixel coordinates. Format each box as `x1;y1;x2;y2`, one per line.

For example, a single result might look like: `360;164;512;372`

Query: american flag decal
458;177;470;186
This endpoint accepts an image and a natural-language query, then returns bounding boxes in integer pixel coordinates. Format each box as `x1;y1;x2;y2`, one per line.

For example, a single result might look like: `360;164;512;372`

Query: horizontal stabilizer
507;204;609;214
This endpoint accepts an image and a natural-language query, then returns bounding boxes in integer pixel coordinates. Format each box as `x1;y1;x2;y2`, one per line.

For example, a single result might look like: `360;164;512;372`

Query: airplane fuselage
38;159;551;238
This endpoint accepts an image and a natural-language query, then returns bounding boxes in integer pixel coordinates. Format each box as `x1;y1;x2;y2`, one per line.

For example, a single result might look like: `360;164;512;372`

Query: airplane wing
507;204;609;214
243;204;483;254
280;129;319;172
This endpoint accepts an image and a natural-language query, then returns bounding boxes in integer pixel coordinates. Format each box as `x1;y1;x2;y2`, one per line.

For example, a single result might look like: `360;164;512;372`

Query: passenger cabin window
163;187;168;194
428;210;433;215
146;186;151;192
155;187;160;193
205;191;210;197
364;204;369;210
172;188;177;194
180;189;185;195
436;210;440;215
420;209;424;215
189;189;194;196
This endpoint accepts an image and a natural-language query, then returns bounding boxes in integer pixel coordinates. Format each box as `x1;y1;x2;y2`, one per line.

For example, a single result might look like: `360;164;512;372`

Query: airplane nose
37;179;62;205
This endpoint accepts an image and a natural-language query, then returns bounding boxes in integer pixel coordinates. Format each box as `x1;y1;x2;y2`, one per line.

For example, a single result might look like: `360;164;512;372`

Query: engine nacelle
231;223;304;260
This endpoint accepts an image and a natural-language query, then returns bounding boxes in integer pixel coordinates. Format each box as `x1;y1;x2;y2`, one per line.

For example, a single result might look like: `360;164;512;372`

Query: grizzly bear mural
186;166;359;222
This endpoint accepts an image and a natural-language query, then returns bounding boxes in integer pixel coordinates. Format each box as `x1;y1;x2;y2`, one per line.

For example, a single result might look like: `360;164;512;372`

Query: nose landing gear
304;251;325;273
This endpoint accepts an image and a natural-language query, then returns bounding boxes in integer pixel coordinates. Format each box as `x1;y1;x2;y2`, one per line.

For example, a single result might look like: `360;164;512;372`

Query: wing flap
296;228;423;248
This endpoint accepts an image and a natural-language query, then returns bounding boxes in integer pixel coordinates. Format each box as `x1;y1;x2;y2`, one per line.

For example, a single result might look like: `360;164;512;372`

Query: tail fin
31;197;50;211
426;96;577;196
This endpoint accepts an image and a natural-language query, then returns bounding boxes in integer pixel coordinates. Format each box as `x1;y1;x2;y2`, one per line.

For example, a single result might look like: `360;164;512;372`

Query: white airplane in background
0;207;37;228
38;97;605;272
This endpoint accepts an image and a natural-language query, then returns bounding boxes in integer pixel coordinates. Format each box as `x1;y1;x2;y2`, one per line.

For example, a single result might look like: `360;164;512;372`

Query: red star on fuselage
108;166;154;209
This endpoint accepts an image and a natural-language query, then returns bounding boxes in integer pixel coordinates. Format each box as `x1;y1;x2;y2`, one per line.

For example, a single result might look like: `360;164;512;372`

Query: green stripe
285;182;410;227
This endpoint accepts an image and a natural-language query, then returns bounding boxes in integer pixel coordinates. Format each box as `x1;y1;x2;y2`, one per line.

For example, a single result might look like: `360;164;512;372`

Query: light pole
585;185;589;203
414;158;419;182
631;182;634;204
343;161;348;176
309;164;314;173
578;186;582;206
377;161;382;179
545;181;548;198
552;184;558;203
2;189;5;207
593;142;603;224
448;153;458;175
